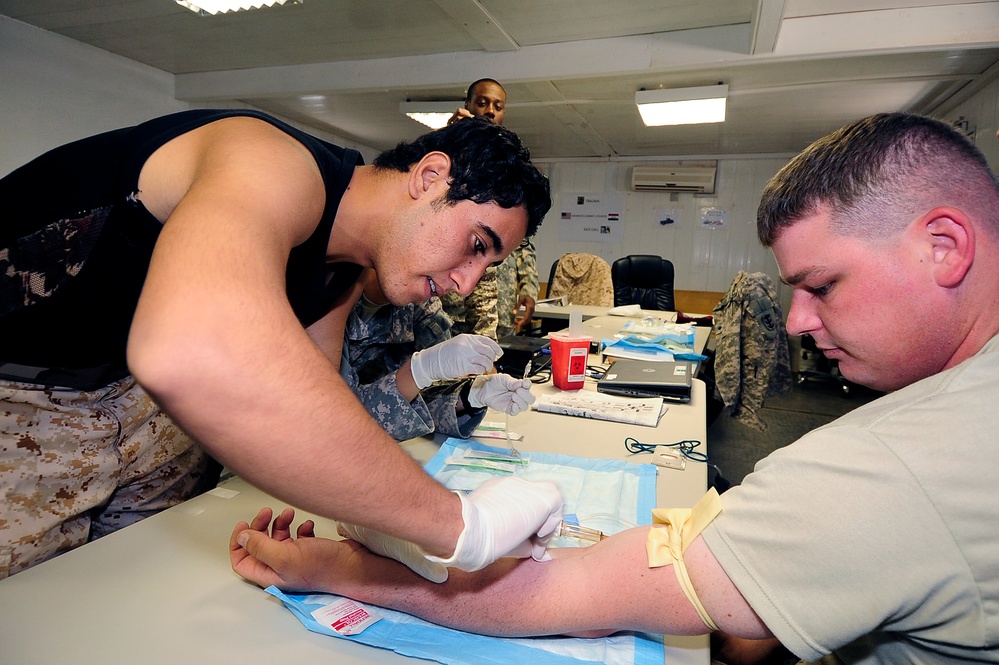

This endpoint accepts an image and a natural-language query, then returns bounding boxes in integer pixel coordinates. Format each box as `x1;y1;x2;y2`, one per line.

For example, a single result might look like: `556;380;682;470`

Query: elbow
126;323;222;409
127;333;188;405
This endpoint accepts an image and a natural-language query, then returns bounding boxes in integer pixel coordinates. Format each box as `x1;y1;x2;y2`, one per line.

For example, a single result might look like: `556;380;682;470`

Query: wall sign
558;193;624;243
699;207;729;229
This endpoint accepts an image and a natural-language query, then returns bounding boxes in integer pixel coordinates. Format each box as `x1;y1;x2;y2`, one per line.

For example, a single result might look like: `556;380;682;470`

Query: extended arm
230;508;772;640
126;117;463;556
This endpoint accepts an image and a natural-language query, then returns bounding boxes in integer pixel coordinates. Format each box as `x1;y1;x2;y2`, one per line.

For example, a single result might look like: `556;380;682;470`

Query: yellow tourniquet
646;488;723;631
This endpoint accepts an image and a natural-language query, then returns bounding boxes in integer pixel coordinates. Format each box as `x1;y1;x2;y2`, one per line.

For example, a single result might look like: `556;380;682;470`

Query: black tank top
0;109;363;388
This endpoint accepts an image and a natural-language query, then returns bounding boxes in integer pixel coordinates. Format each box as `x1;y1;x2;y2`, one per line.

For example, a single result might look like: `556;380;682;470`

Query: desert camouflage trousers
0;376;210;578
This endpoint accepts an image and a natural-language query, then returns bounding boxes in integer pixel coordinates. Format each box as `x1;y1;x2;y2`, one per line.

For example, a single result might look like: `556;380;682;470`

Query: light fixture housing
176;0;301;16
399;101;462;129
635;85;728;126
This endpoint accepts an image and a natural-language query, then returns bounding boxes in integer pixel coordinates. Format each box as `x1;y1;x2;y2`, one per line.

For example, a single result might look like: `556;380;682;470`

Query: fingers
504;378;535;415
463;334;503;362
249;507;274;531
270;507;297;540
512;396;529;412
464;335;502;374
232;507;305;556
230;521;251;556
232;508;277;563
297;519;316;538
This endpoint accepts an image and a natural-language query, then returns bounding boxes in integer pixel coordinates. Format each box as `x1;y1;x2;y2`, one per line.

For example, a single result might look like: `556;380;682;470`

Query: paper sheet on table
267;438;663;665
532;390;667;427
606;304;643;317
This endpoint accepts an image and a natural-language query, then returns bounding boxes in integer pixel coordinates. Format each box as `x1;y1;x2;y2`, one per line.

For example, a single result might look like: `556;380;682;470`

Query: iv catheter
556;521;606;543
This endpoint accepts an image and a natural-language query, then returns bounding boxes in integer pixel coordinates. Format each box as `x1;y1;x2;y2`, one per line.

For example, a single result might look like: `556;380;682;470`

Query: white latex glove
427;477;564;572
410;334;503;390
336;522;449;583
468;374;536;415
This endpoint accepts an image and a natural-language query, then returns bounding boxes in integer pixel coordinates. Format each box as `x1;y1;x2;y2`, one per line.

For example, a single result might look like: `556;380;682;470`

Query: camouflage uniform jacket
711;271;793;431
341;296;486;441
496;239;539;339
440;265;499;339
548;253;614;307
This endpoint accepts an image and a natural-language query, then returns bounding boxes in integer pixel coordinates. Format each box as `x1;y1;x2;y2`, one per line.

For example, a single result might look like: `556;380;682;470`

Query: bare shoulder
138;115;326;246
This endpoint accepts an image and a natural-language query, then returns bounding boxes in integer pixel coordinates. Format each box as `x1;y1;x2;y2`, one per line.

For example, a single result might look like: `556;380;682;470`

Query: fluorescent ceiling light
176;0;301;16
635;85;728;126
400;101;462;129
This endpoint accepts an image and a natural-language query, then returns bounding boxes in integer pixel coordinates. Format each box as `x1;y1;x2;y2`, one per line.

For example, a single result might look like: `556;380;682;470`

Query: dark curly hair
372;117;550;237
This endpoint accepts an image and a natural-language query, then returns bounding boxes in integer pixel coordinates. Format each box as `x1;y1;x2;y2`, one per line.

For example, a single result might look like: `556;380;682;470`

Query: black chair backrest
611;255;675;310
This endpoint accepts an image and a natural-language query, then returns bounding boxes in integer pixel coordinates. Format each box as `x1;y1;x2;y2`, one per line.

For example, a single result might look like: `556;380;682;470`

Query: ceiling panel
2;0;997;159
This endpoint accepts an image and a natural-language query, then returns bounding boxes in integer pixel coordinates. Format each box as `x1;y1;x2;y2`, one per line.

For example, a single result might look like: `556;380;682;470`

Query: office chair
611;254;675;311
546;253;614;307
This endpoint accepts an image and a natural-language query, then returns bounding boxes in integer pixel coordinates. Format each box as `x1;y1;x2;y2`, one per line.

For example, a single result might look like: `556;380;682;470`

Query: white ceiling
3;0;998;159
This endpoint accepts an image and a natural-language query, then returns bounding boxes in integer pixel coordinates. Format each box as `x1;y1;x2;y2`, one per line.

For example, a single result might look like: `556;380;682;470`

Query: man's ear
408;152;451;201
923;207;974;288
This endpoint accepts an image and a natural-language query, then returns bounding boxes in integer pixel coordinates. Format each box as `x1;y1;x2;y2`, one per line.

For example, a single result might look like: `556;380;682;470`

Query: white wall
533;157;786;301
942;81;999;174
0;16;189;177
0;16;377;178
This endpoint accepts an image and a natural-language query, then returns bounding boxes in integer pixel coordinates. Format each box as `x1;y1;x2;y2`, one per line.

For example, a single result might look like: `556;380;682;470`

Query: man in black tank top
0;110;558;580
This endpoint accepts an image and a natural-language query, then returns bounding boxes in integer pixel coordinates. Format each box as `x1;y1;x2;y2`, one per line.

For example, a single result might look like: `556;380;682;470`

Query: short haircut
373;116;550;237
757;112;999;247
465;78;505;103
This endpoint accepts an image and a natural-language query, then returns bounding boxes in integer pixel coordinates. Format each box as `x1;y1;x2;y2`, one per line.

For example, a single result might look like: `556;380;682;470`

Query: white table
0;378;709;665
532;303;613;322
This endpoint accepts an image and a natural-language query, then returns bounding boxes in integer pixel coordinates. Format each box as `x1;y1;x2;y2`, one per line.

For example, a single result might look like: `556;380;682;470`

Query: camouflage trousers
0;375;210;578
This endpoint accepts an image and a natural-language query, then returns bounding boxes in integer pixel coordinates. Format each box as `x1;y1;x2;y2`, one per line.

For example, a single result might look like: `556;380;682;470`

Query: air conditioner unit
631;163;717;194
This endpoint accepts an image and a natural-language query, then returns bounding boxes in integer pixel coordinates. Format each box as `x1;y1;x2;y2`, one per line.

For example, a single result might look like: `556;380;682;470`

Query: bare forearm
234;515;770;640
331;528;708;637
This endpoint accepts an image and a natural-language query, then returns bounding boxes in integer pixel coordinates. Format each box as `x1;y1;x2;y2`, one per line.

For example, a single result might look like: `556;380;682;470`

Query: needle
504;358;533;459
505;410;519;458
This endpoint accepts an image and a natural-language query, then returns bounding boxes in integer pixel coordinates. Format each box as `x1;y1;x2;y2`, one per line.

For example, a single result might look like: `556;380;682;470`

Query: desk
532;303;613;322
0;381;709;665
531;303;611;333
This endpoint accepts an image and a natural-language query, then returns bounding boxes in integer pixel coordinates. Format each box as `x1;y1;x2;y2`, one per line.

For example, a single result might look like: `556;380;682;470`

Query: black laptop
596;359;693;403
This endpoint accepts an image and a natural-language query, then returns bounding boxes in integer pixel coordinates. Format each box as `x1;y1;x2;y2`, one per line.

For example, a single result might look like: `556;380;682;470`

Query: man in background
443;78;541;339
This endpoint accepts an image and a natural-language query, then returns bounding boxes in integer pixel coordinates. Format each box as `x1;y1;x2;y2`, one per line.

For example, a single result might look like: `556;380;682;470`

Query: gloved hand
410;334;503;390
336;521;449;583
468;374;536;415
428;477;563;572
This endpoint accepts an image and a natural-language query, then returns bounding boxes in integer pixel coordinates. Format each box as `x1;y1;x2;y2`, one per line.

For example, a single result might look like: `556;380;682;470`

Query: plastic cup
549;331;591;390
